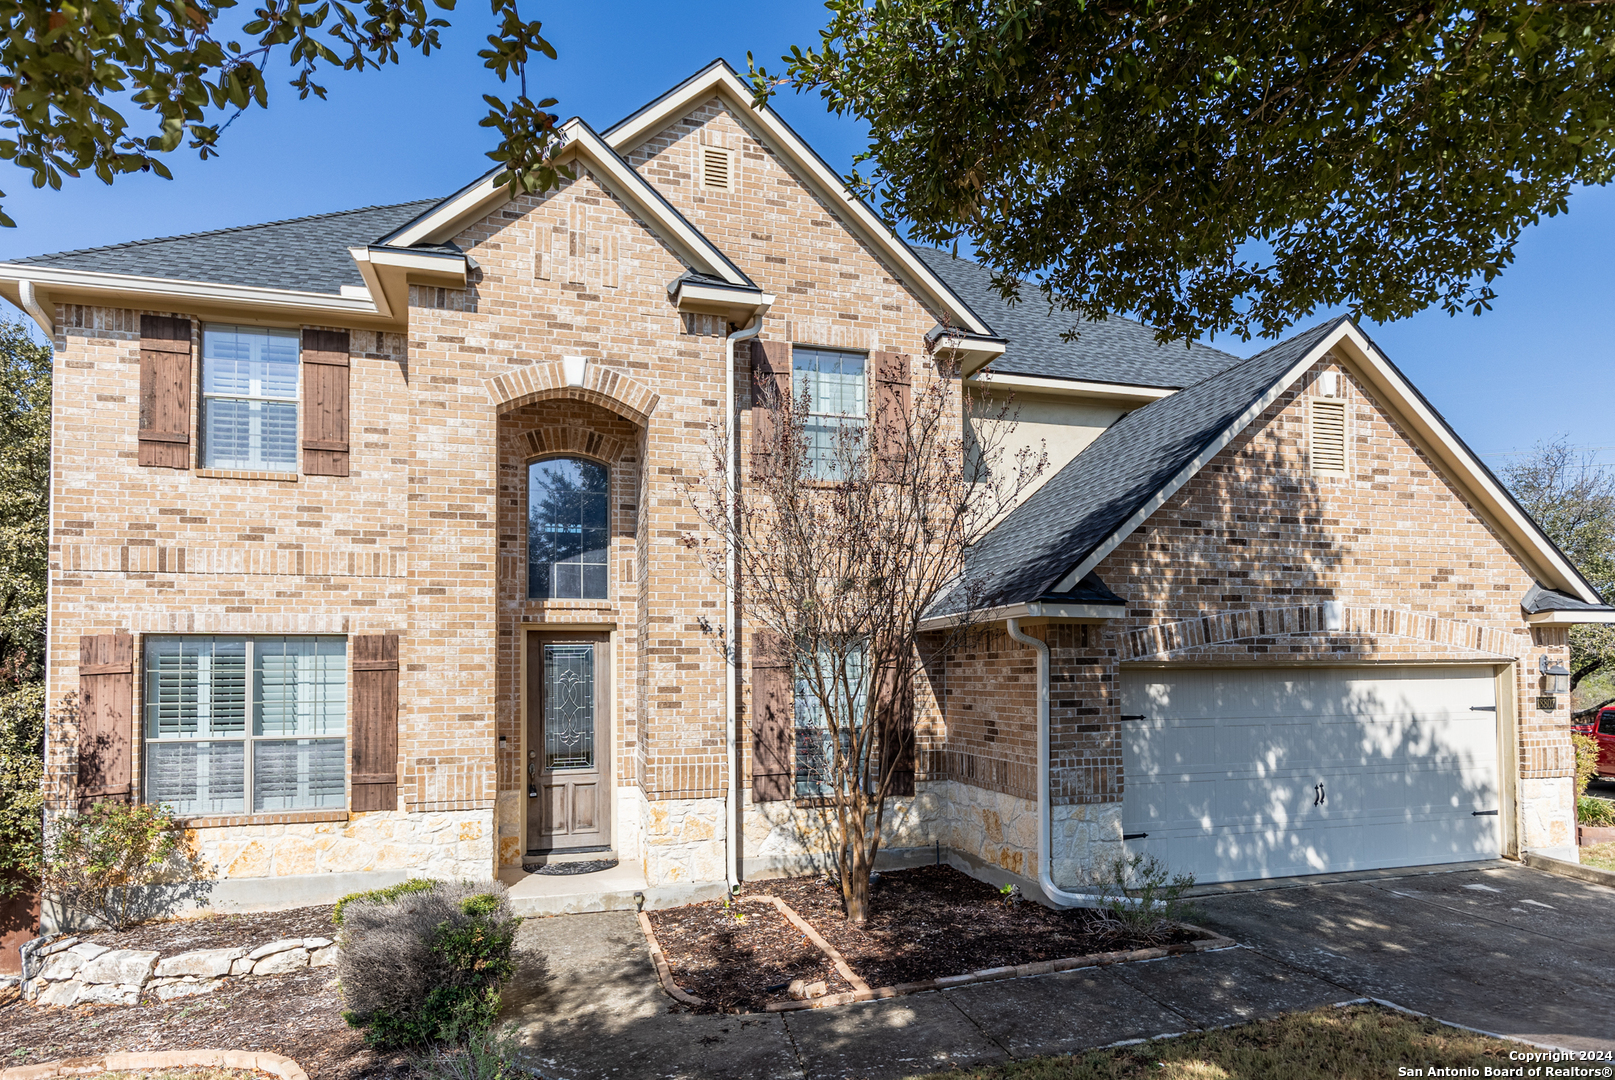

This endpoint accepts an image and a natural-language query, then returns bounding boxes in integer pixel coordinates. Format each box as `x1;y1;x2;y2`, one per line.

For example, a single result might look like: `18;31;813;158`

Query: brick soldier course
1;61;1607;918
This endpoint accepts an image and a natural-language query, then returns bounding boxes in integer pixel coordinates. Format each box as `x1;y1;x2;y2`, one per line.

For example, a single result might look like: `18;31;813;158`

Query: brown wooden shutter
873;351;911;483
876;655;916;797
138;316;192;469
750;340;791;480
351;634;399;812
77;632;133;807
750;632;793;802
302;329;350;477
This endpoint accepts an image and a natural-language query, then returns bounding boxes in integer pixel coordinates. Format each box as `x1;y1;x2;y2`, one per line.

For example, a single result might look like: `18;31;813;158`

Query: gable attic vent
702;146;732;191
1311;399;1347;475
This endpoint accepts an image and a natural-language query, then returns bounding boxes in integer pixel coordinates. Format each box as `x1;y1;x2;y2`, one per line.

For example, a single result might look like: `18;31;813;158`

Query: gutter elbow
18;280;52;339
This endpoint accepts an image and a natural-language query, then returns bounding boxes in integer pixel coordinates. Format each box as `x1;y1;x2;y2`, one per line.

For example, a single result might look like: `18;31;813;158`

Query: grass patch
910;1004;1525;1080
1583;842;1615;873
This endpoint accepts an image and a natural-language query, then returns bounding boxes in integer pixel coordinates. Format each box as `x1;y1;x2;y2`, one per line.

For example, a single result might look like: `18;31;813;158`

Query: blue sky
3;1;1610;469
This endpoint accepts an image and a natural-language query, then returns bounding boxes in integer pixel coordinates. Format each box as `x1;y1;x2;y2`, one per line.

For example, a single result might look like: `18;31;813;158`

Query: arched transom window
527;457;609;600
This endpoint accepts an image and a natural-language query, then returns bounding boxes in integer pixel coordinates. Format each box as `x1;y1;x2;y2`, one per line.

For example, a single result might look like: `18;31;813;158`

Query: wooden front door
526;632;610;853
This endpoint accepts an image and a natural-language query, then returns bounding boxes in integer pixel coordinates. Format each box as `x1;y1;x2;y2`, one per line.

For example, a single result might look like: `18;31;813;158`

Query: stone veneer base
0;1051;308;1080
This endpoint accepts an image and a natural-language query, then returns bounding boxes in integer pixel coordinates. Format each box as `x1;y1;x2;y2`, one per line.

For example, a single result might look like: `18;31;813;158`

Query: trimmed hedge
333;877;436;927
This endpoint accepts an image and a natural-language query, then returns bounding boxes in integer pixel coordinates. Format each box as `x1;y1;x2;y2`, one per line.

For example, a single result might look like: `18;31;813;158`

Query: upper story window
202;325;299;471
528;457;609;600
144;635;347;815
792;347;867;480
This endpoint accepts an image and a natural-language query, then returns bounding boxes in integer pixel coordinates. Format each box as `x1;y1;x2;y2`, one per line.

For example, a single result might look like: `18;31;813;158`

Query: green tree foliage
757;1;1615;343
1501;437;1615;713
0;318;48;897
0;0;570;226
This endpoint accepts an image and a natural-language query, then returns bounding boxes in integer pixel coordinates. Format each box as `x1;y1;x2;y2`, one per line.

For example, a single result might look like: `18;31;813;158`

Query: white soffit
1049;320;1601;605
603;61;995;338
376;119;751;288
967;370;1177;404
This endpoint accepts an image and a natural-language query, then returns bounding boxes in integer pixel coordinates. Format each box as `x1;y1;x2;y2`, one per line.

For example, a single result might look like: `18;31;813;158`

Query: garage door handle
1123;832;1149;840
1470;706;1496;712
1472;810;1498;816
1120;714;1146;722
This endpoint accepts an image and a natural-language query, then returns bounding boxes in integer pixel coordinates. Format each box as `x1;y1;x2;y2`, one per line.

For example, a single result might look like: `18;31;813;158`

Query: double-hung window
792;347;867;481
201;325;300;470
144;636;347;815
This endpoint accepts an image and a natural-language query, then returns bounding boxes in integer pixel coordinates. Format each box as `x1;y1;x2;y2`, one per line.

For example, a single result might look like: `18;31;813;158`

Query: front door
526;632;610;853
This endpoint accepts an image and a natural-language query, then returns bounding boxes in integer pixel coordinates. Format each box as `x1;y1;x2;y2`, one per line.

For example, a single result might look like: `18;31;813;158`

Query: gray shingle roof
10;200;441;295
910;246;1243;389
1522;583;1615;615
936;317;1346;617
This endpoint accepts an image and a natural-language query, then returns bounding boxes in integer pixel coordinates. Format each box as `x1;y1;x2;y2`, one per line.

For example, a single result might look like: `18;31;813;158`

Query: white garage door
1120;666;1501;884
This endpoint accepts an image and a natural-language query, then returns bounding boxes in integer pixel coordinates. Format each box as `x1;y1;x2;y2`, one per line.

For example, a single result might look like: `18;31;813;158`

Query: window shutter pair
750;340;791;479
77;632;134;806
136;320;349;475
138;316;193;469
301;329;351;477
350;634;400;812
872;351;911;483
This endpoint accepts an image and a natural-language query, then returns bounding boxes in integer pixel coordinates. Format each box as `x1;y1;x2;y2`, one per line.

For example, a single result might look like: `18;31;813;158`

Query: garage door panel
1120;666;1500;884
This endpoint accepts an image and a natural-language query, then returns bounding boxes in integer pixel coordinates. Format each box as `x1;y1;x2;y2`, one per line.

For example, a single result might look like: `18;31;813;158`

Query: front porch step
499;863;729;916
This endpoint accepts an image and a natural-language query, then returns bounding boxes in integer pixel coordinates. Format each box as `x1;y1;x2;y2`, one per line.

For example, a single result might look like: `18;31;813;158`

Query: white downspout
1004;617;1109;908
724;304;770;892
18;280;53;339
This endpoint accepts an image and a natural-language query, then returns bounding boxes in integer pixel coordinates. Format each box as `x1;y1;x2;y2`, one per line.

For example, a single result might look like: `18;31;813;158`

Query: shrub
1573;733;1599;799
338;879;524;1049
410;1024;530;1080
1578;795;1615;828
1086;852;1199;939
333;876;436;926
40;799;211;930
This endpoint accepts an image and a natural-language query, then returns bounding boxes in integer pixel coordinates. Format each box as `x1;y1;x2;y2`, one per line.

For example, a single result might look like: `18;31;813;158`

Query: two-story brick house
2;61;1608;917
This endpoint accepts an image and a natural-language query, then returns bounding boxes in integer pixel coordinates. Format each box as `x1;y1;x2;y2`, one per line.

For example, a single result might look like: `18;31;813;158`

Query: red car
1576;707;1615;780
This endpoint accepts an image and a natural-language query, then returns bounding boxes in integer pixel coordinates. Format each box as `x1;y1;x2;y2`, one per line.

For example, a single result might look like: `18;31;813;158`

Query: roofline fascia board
379;120;752;288
345;248;393;320
603;62;995;338
672;280;774;313
0;263;382;320
1047;330;1340;595
1327;322;1601;604
1526;609;1615;625
967;370;1177;404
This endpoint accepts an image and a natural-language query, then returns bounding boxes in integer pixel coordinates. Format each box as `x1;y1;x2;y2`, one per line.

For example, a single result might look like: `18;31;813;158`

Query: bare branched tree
683;341;1045;924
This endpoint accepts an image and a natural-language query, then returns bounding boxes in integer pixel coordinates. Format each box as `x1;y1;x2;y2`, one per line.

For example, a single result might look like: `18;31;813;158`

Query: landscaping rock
33;980;82;1008
37;937;79;956
155;947;247;979
302;937;333;950
67;942;110;961
309;944;338;968
38;952;85;981
230;956;255;977
76;982;142;1006
152;977;224;1001
80;949;160;986
788;979;828;1000
247;938;306;961
251;947;309;976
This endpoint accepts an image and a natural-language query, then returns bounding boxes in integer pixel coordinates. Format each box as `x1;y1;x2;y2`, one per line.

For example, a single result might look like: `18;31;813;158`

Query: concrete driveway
502;862;1615;1079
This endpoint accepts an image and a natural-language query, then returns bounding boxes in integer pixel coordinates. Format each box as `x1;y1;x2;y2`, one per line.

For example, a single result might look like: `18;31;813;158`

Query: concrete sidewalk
501;862;1615;1080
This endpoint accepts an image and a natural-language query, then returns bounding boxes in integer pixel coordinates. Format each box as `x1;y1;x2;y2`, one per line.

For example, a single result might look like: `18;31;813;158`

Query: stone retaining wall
20;931;337;1007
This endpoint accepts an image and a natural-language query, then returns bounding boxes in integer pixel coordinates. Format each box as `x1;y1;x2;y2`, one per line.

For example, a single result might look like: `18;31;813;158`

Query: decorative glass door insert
543;644;595;770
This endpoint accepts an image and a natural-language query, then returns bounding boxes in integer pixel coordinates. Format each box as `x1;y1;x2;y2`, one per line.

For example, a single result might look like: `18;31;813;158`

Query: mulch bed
73;906;339;955
649;865;1205;1011
0;966;406;1080
645;897;850;1012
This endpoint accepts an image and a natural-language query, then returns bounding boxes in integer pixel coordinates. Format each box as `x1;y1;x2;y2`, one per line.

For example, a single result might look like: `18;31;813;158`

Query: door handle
1313;781;1327;806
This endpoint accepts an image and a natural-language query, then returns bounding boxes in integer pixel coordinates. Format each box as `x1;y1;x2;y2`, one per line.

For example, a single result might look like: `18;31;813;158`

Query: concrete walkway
501;862;1615;1079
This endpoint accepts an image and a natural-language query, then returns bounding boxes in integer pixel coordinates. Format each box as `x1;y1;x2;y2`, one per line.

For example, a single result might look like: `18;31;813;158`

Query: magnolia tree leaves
755;0;1615;343
0;0;567;226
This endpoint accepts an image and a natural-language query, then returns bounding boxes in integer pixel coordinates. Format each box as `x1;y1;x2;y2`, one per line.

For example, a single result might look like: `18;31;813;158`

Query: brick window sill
174;809;349;829
196;468;299;482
